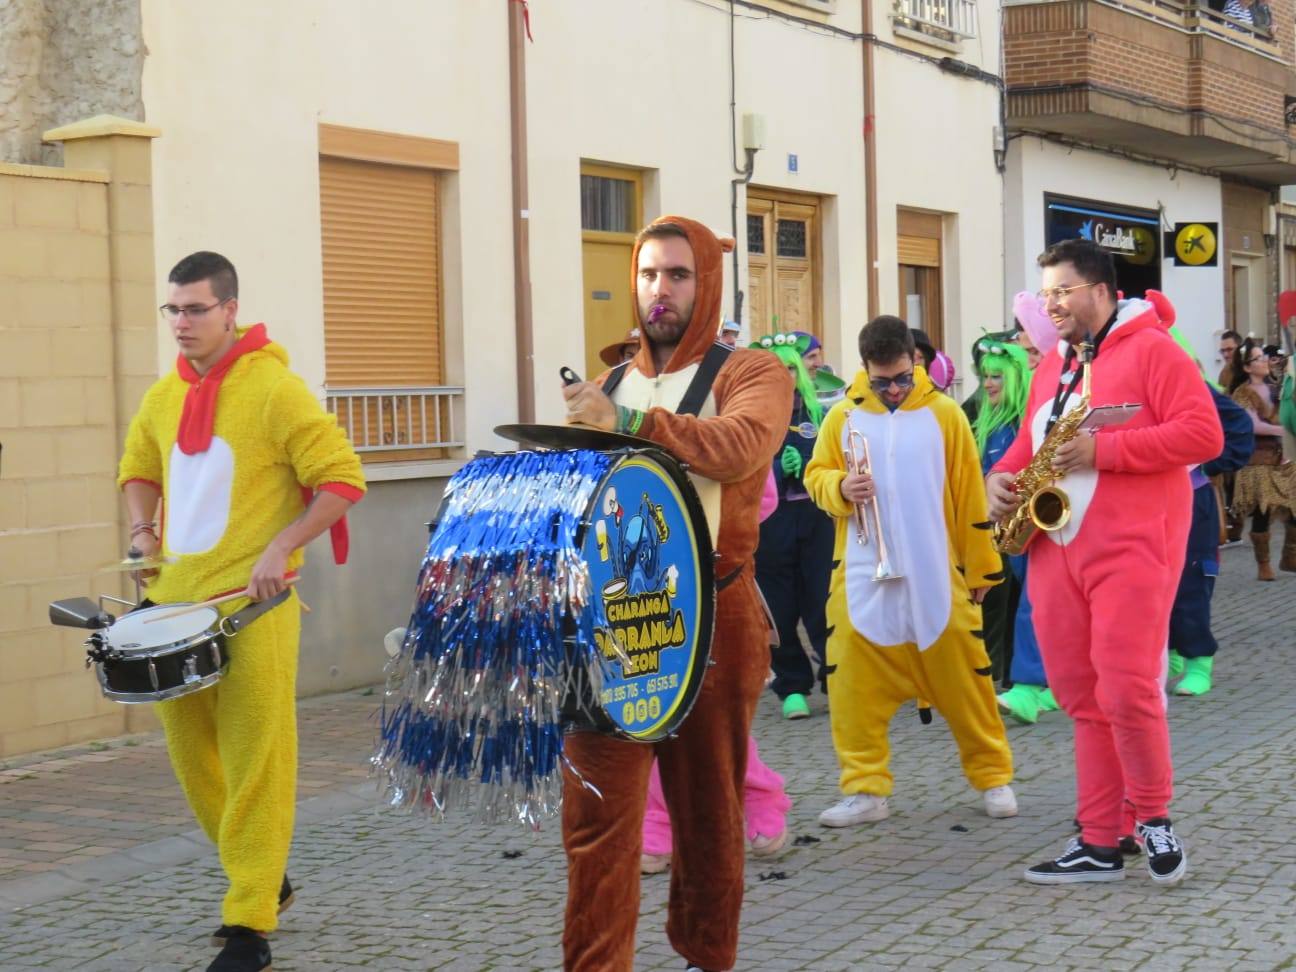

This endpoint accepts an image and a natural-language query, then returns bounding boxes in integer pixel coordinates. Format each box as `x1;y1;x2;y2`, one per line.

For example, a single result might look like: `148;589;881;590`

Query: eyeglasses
159;299;230;321
869;371;915;395
1037;282;1098;302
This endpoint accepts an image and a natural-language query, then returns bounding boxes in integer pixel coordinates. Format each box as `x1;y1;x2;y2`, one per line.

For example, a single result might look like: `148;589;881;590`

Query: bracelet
130;524;158;538
615;405;645;436
131;519;157;531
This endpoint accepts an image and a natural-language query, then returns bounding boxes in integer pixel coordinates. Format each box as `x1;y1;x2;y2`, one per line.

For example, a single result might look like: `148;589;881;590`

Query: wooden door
581;163;642;376
747;190;820;340
582;239;635;376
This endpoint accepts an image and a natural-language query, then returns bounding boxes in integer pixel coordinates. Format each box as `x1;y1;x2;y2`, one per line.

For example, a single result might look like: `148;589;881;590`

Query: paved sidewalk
0;542;1294;970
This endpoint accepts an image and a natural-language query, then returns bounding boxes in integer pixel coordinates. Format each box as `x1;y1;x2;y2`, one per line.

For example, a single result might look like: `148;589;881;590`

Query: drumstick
143;577;302;623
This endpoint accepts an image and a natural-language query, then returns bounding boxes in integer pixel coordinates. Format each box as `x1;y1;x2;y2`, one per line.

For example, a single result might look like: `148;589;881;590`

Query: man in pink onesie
987;239;1221;886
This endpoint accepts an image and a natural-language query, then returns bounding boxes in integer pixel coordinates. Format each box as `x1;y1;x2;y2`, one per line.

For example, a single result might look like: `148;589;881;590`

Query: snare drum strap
223;587;293;636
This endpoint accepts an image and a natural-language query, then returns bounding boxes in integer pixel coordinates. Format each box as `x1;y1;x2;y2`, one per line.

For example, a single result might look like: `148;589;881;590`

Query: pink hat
927;350;956;391
1012;291;1057;357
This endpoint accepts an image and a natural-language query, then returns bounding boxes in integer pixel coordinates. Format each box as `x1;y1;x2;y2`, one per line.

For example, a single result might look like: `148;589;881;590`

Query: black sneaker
1118;835;1141;856
1136;818;1187;885
206;927;271;972
1024;837;1124;884
211;877;294;947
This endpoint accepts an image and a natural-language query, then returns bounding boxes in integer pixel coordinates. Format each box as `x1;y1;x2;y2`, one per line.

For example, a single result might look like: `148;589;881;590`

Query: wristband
615;405;645;436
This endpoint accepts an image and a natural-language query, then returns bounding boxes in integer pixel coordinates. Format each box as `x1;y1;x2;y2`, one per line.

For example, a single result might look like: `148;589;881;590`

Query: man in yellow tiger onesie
118;252;364;972
804;315;1016;827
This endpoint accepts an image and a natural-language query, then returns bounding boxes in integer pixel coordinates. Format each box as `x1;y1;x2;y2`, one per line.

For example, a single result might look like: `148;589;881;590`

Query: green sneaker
1168;650;1185;679
782;693;810;720
997;684;1042;724
1174;656;1213;696
1038;687;1059;712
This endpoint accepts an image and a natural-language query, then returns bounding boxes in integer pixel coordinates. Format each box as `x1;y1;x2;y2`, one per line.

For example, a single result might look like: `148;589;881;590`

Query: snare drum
91;605;228;704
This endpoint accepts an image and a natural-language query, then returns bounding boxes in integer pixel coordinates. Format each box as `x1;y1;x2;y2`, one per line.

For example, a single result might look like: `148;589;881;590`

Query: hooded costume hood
628;215;734;377
845;364;941;415
175;323;279;455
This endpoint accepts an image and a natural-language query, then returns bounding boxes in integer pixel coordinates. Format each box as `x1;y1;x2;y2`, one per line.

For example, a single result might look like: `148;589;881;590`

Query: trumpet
845;425;902;582
844;428;870;547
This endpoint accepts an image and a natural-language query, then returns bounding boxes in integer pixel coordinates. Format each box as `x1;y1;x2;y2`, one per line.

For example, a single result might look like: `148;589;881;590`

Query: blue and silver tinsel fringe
372;449;616;827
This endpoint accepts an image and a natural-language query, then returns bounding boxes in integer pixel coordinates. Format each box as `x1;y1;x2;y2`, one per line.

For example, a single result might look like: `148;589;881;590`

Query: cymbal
494;423;656;452
100;554;178;572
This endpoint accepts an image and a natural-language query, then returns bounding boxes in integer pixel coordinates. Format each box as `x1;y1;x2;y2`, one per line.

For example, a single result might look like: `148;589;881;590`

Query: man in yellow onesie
804;316;1016;827
118;252;365;972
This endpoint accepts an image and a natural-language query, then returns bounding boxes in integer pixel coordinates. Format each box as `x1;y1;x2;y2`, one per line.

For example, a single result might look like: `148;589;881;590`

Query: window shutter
321;156;443;387
897;235;940;267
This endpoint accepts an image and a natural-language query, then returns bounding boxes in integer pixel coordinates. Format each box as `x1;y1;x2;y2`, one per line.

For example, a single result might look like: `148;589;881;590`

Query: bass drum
567;448;715;742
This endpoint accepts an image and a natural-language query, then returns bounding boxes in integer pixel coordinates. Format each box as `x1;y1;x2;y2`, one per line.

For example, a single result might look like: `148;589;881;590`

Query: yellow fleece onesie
803;366;1012;798
118;326;364;931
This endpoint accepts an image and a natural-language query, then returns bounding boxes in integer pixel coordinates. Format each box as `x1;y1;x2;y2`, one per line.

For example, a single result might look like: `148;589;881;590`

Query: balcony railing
326;386;465;453
895;0;979;38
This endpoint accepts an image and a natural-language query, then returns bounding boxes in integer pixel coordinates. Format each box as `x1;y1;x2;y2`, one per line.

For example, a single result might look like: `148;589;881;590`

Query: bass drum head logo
584;454;706;741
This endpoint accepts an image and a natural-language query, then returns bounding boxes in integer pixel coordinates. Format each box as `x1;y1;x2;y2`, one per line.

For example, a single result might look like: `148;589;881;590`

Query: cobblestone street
1;542;1293;971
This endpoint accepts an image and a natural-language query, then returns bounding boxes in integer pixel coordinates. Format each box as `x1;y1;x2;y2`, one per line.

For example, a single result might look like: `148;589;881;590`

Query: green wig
751;332;823;427
971;339;1031;454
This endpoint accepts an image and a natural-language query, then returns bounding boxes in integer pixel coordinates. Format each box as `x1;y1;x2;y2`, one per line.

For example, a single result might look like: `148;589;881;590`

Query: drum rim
107;604;221;656
577;447;716;743
98;665;228;704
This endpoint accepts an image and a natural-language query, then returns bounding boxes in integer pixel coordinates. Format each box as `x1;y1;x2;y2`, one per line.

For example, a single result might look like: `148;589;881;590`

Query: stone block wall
0;118;159;757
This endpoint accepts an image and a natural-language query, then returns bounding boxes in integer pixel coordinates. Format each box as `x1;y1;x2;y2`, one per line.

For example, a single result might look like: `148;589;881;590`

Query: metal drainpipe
862;0;880;319
508;2;536;423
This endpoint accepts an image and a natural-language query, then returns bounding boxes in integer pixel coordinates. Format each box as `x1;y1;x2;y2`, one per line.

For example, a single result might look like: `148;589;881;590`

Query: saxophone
993;343;1093;556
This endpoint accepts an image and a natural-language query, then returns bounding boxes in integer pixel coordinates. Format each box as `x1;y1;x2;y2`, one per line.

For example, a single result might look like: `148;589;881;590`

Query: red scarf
174;323;351;564
175;324;270;455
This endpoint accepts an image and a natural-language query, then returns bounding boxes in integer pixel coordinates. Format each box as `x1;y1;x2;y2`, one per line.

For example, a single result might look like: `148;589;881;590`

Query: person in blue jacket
971;339;1057;721
752;332;836;720
1167;333;1255;696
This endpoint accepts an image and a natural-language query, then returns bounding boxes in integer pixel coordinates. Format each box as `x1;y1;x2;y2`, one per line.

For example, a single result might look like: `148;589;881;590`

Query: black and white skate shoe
1136;818;1187;885
1024;837;1124;884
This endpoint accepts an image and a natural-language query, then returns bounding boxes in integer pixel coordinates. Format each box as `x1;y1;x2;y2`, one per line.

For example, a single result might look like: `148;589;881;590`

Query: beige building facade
870;0;1008;395
0;1;878;755
133;0;874;708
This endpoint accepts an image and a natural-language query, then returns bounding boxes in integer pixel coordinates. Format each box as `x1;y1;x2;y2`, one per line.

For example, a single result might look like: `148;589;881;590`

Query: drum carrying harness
602;342;745;592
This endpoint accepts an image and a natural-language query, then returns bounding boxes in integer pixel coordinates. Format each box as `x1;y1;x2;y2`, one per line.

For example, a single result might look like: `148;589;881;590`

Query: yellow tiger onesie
803;365;1013;803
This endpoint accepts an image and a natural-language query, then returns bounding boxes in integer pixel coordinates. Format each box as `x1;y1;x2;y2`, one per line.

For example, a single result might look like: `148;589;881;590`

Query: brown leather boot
1252;532;1275;581
1280;525;1296;573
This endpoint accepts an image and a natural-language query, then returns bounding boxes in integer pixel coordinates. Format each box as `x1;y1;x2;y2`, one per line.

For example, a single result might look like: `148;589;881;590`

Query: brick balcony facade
1005;0;1296;184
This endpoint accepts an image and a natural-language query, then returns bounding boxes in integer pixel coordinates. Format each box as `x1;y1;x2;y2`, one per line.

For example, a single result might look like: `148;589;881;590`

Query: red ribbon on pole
511;0;533;41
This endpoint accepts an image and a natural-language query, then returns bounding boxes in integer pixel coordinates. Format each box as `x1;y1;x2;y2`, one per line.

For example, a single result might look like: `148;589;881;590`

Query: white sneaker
640;852;670;874
818;793;890;827
983;784;1019;818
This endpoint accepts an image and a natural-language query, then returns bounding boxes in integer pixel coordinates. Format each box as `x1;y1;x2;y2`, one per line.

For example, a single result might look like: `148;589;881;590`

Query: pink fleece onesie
991;292;1221;847
643;469;791;854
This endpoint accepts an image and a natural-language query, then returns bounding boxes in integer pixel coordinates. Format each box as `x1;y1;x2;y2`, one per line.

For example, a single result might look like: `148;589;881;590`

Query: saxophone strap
1045;310;1117;435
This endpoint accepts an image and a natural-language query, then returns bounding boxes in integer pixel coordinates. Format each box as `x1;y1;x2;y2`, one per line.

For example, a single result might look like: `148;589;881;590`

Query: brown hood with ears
628;215;735;377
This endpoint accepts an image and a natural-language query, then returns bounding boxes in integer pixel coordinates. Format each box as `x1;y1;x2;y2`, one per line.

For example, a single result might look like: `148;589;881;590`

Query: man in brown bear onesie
561;215;792;971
